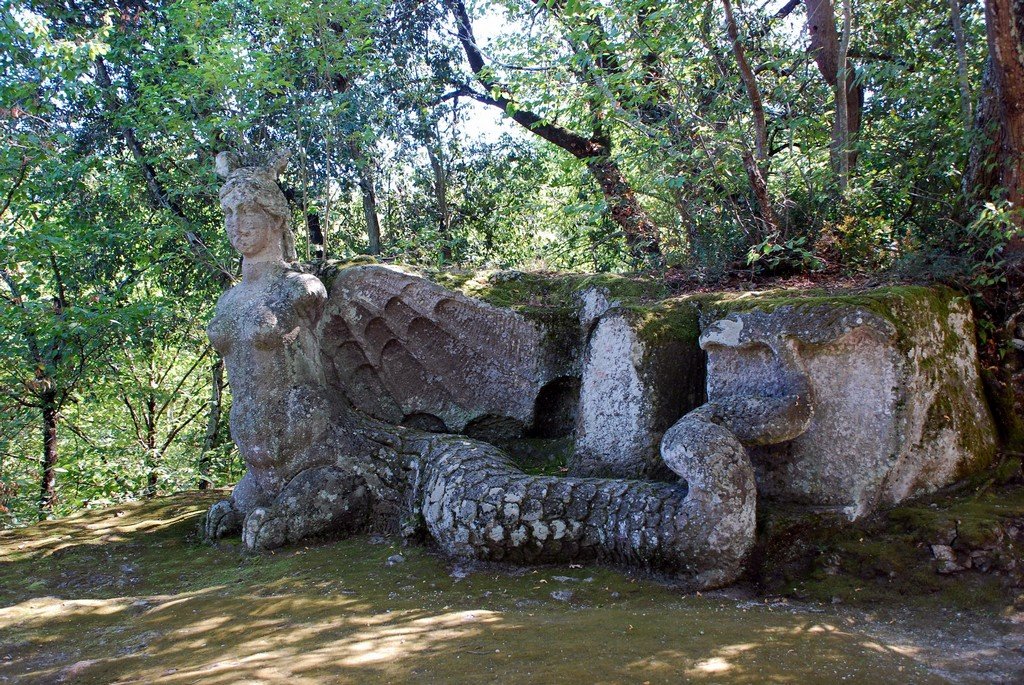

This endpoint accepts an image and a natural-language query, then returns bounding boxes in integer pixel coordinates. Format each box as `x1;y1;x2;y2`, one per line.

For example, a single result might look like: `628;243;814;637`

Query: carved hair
216;150;297;262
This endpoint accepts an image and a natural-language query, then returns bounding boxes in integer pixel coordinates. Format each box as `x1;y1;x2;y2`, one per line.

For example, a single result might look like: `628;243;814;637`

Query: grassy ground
0;491;1021;684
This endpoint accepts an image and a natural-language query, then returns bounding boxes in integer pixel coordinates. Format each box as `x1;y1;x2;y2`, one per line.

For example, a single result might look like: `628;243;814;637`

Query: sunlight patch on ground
337;609;501;665
0;596;133;629
694;656;733;673
0;508;203;559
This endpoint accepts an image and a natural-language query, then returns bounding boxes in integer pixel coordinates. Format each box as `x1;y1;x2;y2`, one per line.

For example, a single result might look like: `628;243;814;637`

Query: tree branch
154;345;210;425
158;402;208;458
444;0;603;158
0;155;30;222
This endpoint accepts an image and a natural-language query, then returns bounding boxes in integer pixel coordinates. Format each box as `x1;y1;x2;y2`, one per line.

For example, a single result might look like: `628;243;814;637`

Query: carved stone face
222;195;281;259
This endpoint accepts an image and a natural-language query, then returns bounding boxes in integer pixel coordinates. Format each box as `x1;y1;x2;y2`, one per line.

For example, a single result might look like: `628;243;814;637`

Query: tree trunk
949;0;974;131
306;212;325;260
967;60;1000;199
198;356;224;490
145;392;158;498
426;145;453;262
586;159;662;256
723;0;769;165
723;0;778;239
39;391;58;517
834;0;853;191
804;0;863;170
358;164;382;255
982;0;1024;249
742;153;779;241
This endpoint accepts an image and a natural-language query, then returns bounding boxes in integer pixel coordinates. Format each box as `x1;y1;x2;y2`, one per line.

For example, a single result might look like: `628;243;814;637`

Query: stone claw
242;507;287;551
205;500;242;540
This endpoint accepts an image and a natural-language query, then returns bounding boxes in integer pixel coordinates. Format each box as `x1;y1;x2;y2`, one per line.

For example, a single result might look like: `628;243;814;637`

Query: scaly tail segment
418;430;755;590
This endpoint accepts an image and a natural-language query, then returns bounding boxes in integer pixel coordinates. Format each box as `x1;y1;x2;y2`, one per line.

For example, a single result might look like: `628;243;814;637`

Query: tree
106;312;212;496
442;0;661;259
722;0;778;237
0;180;162;515
1;6;119;515
979;0;1024;246
804;0;864;173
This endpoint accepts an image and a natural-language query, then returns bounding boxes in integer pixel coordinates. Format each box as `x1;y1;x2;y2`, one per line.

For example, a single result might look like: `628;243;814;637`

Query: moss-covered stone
630;299;704;346
693;285;997;515
433;270;668;312
571;304;705;478
313;266;998;550
303;255;379;291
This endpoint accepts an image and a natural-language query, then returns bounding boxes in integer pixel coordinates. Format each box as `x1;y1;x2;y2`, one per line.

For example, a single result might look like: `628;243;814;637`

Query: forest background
2;0;1022;526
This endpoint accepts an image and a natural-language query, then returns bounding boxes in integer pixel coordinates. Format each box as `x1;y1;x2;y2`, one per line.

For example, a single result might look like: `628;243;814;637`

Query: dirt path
0;493;1020;684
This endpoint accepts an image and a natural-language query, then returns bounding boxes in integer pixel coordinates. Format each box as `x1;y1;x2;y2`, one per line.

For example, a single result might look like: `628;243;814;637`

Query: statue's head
216;150;297;263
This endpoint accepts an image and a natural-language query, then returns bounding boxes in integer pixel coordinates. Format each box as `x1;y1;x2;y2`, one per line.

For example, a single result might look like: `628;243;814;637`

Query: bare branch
158;402;208;458
0;155;30;222
154;345;211;425
444;0;603;158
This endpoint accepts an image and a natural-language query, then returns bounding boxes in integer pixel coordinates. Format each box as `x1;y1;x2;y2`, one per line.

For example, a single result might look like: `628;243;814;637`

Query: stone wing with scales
319;265;569;441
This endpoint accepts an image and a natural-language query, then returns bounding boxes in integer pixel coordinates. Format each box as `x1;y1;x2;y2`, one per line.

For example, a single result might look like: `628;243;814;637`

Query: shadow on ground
0;492;1019;684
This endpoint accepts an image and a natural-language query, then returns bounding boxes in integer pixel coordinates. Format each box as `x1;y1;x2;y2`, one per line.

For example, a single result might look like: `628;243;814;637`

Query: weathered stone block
570;302;706;479
701;288;997;518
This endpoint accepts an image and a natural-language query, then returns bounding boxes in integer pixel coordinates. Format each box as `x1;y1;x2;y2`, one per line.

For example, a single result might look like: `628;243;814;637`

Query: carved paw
242;507;288;551
205;500;242;540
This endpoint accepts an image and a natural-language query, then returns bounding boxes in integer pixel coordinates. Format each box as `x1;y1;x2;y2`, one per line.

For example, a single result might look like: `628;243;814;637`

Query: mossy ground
754;473;1024;610
501;437;574;476
2;493;1022;683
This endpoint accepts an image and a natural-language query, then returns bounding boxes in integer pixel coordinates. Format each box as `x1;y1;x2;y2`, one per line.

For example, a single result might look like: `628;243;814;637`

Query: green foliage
746;236;823;275
962;200;1021;289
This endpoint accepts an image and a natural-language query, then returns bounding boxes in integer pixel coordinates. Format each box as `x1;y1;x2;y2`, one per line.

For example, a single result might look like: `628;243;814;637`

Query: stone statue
204;152;758;590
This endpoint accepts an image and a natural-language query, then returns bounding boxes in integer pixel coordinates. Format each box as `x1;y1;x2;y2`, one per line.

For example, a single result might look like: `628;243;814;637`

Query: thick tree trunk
804;0;863;170
983;0;1024;249
586;159;662;256
198;356;224;490
967;60;1000;198
39;391;58;517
